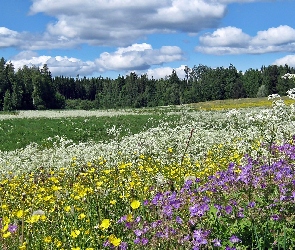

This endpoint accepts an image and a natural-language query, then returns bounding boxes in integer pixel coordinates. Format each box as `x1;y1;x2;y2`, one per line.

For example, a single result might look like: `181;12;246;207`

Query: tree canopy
0;57;295;110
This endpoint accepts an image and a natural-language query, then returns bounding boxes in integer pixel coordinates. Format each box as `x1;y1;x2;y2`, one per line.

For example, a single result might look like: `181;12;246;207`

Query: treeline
1;57;295;111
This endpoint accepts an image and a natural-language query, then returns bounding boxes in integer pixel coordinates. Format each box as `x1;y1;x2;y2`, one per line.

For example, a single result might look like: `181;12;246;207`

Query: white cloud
1;0;277;50
11;52;96;76
196;25;295;55
199;26;251;47
251;25;295;46
95;43;184;71
0;27;20;47
10;43;184;77
27;0;226;47
273;55;295;68
145;65;187;79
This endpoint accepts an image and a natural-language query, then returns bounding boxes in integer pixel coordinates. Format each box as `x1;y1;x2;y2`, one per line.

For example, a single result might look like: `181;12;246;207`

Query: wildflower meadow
1;85;295;249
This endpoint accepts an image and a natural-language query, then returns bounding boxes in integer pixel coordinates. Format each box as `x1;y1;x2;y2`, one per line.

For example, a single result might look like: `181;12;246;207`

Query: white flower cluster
0;96;295;178
282;73;295;79
287;88;295;100
0;109;150;120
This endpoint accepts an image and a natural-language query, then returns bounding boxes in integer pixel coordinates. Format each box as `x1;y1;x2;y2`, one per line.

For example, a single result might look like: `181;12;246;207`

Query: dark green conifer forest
1;57;295;110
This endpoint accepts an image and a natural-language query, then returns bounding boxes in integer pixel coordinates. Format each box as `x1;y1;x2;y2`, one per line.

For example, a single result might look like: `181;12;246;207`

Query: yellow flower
3;231;11;238
19;242;27;249
26;214;40;224
2;223;9;232
64;205;71;212
1;204;8;210
40;215;47;221
86;248;94;250
70;230;80;238
99;219;110;230
109;234;121;247
44;236;52;243
71;247;80;250
130;200;140;209
78;213;86;220
55;239;62;247
52;185;62;191
16;210;24;218
110;199;117;205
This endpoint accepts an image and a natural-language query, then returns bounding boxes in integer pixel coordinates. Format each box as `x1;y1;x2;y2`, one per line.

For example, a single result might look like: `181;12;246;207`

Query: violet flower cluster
106;139;295;249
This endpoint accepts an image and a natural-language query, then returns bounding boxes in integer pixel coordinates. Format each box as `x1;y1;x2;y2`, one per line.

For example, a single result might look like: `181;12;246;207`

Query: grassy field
0;96;291;151
0;114;180;151
0;95;295;249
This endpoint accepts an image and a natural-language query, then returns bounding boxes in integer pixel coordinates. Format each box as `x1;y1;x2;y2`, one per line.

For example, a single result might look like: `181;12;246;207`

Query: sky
1;0;295;79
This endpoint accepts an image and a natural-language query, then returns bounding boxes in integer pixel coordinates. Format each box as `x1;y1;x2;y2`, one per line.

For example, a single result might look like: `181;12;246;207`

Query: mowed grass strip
0;114;179;151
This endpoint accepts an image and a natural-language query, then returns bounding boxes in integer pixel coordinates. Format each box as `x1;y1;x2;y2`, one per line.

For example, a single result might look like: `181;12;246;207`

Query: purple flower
134;229;143;237
141;238;149;245
175;216;183;224
230;235;241;243
189;203;209;217
125;222;132;229
248;201;255;208
151;220;162;228
8;224;17;233
212;238;222;247
225;205;233;214
162;205;173;217
135;216;141;223
271;214;280;221
181;234;191;242
237;211;245;218
203;196;210;203
119;242;128;250
151;192;163;205
192;229;209;246
103;241;110;247
117;215;127;223
134;237;141;244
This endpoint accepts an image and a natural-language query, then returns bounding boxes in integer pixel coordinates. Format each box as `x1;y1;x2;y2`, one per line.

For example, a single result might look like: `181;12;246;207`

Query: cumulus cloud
199;26;251;47
273;55;295;68
145;65;187;79
0;27;21;47
196;25;295;55
11;51;96;76
10;43;184;77
27;0;226;47
1;0;277;50
95;43;184;71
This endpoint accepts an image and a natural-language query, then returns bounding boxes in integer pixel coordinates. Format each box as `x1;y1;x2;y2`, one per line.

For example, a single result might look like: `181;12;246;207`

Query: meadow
1;94;295;249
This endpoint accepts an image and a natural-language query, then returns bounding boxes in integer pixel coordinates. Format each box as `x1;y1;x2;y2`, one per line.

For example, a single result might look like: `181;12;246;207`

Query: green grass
0;114;179;151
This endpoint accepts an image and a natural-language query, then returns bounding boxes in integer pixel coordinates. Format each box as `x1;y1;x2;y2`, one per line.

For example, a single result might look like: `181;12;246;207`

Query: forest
1;57;295;110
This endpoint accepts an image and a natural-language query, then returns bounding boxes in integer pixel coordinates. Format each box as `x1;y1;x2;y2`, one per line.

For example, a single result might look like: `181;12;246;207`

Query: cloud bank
1;0;294;78
11;43;184;78
196;25;295;55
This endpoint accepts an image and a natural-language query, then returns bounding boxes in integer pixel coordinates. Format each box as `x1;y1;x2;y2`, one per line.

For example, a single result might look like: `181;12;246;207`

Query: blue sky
1;0;295;79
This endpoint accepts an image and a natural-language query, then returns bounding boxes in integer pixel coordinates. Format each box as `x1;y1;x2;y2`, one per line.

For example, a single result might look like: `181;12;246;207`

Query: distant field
0;96;291;151
188;96;295;110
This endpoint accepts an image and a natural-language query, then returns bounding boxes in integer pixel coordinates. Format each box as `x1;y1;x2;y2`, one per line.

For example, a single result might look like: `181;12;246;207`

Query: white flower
268;94;281;100
154;173;167;186
32;209;45;216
